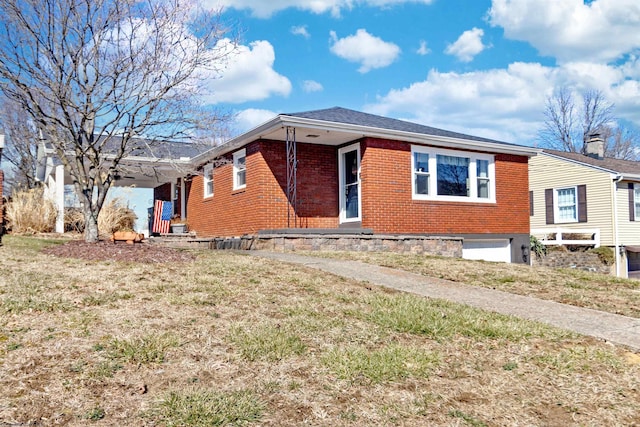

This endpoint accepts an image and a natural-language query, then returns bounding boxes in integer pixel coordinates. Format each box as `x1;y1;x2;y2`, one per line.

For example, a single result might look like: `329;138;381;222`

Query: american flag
152;200;172;234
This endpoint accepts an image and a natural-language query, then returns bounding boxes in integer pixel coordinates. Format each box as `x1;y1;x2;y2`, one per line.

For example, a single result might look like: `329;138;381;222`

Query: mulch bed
42;240;197;263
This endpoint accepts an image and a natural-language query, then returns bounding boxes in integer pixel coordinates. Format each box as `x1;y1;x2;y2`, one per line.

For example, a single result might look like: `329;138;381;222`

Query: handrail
531;228;600;248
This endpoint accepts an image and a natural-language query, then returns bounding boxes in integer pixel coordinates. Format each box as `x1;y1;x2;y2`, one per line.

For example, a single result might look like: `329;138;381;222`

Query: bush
64;198;137;237
5;187;57;233
589;246;615;266
530;235;547;258
97;198;137;236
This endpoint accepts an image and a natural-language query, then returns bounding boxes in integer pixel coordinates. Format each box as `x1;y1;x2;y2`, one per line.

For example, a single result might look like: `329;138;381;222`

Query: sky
196;0;640;146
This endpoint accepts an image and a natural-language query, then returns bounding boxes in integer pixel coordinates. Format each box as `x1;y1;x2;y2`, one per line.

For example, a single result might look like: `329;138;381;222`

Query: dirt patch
41;239;196;263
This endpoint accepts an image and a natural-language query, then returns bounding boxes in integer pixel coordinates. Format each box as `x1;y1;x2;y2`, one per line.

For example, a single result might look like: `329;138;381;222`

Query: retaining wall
532;249;612;275
156;233;463;258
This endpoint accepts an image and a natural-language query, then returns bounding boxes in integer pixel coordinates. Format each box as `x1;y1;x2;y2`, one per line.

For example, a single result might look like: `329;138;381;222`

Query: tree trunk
83;207;100;243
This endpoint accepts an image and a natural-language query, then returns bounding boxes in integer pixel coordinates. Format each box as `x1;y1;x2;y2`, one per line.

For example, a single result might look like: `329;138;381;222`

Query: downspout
612;174;623;277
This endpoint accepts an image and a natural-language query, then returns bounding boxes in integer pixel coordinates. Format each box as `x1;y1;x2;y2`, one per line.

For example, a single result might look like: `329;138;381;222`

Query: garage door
462;239;511;263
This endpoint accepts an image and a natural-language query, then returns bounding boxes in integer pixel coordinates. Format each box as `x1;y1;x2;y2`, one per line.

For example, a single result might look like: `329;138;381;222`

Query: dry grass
5;187;57;233
65;198;137;236
306;251;640;319
1;236;639;426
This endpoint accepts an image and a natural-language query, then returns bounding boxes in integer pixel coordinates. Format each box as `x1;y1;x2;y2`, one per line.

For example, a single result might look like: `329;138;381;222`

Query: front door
338;144;361;223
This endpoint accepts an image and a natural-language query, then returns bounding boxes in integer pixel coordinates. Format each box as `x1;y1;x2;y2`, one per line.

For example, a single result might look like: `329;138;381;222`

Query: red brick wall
186;140;339;237
360;137;530;234
183;137;530;237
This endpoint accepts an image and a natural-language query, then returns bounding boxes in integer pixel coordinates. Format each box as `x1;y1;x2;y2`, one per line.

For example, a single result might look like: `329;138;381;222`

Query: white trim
55;165;65;233
411;145;496;203
180;178;186;220
203;164;214;198
338;143;361;223
553;186;578;224
233;149;246;190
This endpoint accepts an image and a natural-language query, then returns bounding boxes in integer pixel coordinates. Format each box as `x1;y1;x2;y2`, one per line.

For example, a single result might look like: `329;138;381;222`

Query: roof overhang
192;114;539;166
541;151;640;182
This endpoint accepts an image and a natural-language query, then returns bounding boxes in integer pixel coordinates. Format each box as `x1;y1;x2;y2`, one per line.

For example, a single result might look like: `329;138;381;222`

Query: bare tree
0;0;235;242
600;125;640;161
540;87;616;154
581;89;614;149
0;97;39;190
541;87;577;152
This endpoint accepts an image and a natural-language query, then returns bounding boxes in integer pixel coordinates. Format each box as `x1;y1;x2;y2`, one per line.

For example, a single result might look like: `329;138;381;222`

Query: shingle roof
543;149;640;176
285;106;516;146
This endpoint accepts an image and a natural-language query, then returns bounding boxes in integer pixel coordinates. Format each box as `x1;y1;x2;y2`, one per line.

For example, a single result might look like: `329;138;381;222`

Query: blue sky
198;0;640;146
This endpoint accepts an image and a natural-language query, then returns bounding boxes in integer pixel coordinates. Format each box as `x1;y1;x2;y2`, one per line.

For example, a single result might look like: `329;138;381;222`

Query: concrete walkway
251;251;640;352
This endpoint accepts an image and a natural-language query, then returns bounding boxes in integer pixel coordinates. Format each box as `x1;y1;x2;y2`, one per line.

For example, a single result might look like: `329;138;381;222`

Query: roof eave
193;114;539;166
541;151;640;179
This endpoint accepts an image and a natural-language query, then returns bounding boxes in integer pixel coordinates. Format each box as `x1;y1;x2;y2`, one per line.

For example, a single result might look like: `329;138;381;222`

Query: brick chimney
585;133;604;159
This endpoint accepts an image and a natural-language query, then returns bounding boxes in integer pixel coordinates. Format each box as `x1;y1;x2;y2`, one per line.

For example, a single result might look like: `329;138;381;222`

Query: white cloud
302;80;324;92
329;29;401;73
365;56;640;144
365;62;556;143
211;0;434;19
445;28;486;62
291;25;310;38
416;40;430;56
488;0;640;63
233;108;278;133
204;39;291;104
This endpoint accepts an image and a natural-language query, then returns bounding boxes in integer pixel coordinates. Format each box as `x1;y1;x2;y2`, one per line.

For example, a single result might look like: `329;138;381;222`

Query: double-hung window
203;164;214;198
555;187;577;223
413;152;430;195
233;149;246;190
411;146;495;202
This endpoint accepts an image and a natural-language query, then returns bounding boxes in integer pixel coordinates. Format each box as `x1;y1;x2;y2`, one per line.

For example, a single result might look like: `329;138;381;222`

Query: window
203;164;214;198
545;185;587;224
477;159;490;199
411;146;494;202
555;187;577;223
632;184;640;221
233;149;246;190
413;152;430;195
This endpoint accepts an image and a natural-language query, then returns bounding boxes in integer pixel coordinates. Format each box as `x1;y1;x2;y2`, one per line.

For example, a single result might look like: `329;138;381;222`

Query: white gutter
612;174;624;277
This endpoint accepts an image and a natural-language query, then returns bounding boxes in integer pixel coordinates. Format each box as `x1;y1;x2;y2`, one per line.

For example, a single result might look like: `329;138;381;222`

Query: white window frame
203;164;214;198
634;184;640;221
554;186;578;223
411;145;495;203
233;149;246;190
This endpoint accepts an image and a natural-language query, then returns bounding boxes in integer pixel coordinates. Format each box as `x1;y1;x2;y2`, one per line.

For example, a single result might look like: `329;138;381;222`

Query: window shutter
545;188;554;224
529;191;534;216
578;184;587;223
630;183;636;222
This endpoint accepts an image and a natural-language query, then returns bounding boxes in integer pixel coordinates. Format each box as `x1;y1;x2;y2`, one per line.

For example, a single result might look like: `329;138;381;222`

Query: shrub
97;198;137;236
530;235;547;258
64;198;137;237
589;246;615;266
5;187;57;233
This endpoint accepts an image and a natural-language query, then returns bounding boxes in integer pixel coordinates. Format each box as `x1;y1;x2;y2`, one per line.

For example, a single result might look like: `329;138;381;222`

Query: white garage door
462;239;511;263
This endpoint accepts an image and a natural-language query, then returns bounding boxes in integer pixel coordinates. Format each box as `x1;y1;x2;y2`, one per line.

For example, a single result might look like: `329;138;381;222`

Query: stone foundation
151;233;463;258
253;233;462;257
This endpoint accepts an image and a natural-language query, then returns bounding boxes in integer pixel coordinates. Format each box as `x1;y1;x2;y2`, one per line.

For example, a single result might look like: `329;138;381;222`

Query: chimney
585;133;604;159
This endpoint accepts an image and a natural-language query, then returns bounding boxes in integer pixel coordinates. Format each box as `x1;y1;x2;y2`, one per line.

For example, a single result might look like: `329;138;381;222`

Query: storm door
338;143;361;223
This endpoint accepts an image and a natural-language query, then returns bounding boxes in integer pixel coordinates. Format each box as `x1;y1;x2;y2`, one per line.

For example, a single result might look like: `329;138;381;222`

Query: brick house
156;107;538;263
